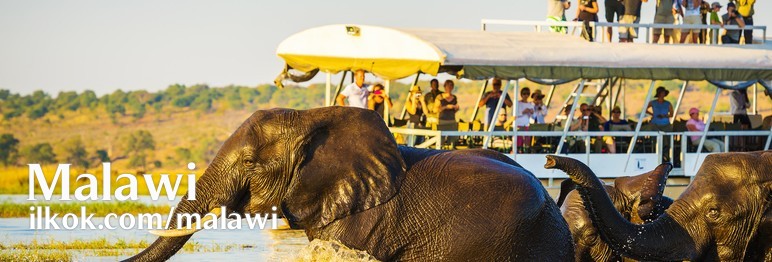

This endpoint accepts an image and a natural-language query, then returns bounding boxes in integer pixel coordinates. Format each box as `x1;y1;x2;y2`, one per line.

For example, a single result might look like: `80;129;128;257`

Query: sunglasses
612;111;621;114
493;83;502;86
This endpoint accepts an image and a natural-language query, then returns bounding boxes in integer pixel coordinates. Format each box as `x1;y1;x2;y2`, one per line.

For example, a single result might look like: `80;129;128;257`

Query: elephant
124;107;574;261
545;151;772;261
556;162;674;262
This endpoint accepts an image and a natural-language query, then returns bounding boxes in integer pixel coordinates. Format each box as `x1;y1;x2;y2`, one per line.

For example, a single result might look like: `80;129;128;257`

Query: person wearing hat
722;2;746;44
646;86;674;131
686;107;724;152
707;2;723;44
405;85;428;128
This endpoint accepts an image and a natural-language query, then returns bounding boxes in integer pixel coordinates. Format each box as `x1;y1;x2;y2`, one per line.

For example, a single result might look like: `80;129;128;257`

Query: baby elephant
556;163;673;262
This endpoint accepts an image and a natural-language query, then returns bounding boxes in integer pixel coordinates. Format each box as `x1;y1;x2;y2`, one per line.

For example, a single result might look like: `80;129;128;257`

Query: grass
0;237;248;261
0;201;171;218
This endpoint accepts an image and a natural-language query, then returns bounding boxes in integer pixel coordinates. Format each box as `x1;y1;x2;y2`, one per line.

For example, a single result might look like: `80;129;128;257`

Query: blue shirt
650;100;672;125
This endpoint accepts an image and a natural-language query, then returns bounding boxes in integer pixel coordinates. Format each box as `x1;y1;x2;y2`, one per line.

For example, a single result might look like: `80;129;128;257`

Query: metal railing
481;19;768;44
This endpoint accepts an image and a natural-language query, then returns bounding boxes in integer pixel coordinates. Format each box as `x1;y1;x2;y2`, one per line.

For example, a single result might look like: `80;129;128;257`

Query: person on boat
686;107;724;152
574;0;599;41
708;2;723;44
405;85;427;128
368;83;392;118
730;89;751;129
680;0;702;43
336;69;369;108
424;79;443;123
531;90;548;124
516;87;535;151
604;0;625;42
435;80;460;147
603;106;631;153
547;0;571;33
730;0;755;44
479;78;513;129
646;86;674;131
722;2;746;44
620;0;647;43
570;103;606;152
652;0;678;44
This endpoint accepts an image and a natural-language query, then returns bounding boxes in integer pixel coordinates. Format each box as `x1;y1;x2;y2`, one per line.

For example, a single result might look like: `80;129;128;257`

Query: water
0;195;376;261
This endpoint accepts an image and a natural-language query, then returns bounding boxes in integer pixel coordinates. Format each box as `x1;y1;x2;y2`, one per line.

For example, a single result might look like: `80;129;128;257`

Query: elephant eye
707;208;720;220
243;158;255;167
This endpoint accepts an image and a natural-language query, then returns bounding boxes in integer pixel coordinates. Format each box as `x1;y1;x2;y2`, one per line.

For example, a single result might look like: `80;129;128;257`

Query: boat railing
480;19;768;44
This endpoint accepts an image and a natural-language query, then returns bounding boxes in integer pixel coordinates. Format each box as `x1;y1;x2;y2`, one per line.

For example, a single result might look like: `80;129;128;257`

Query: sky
1;0;769;96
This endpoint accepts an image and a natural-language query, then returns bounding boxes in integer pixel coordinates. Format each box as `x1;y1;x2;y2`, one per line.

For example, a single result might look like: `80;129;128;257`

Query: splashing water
292;239;380;262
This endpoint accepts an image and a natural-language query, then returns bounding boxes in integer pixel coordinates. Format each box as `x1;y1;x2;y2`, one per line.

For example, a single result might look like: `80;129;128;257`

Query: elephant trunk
545;155;696;261
123;164;233;262
122;198;205;262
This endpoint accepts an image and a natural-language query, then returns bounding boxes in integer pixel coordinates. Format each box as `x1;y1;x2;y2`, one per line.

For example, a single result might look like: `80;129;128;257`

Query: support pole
482;79;511;149
555;79;586;154
765;124;772;150
624;81;657;171
330;71;349;106
752;83;758;115
470;79;490;123
384;80;391;124
671;81;689;123
325;73;331;106
400;73;422;119
693;87;722;171
545;84;557;109
512;80;520;156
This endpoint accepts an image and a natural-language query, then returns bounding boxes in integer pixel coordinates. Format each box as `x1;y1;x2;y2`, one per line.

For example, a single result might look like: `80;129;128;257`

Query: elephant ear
614;163;673;222
281;107;406;229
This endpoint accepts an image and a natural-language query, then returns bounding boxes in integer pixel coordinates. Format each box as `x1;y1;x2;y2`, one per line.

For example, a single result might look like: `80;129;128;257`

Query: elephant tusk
149;207;222;237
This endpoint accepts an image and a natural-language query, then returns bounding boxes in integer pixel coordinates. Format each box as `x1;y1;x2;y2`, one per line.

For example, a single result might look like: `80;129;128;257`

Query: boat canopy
276;24;772;82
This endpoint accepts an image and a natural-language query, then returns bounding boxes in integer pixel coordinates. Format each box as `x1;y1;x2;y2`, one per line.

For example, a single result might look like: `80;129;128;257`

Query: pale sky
1;0;769;96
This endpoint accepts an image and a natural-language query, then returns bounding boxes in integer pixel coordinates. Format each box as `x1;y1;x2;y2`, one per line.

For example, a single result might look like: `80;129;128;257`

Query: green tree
0;134;20;166
57;137;89;168
124;130;155;170
20;143;57;164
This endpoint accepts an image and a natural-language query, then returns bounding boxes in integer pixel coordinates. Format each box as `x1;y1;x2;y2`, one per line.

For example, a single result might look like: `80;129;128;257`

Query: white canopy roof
276;24;772;81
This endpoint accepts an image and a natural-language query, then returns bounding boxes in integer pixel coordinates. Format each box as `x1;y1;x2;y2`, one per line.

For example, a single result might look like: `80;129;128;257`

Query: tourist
575;0;599;41
547;0;571;33
686;107;725;152
680;0;702;43
515;87;535;150
406;85;427;128
570;103;605;152
531;90;548;124
336;69;369;108
731;0;755;44
479;78;513;129
652;0;677;44
730;89;751;128
368;83;392;118
620;0;647;43
424;79;443;122
708;2;723;44
435;80;460;148
605;0;625;42
646;87;674;131
603;106;631;153
722;2;746;44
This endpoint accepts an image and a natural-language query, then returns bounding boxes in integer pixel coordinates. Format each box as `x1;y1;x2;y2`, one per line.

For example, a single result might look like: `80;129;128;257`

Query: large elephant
124;107;573;261
556;163;673;262
545;152;772;261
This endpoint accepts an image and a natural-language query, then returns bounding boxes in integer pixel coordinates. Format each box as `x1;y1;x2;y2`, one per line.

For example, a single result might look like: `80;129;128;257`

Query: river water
0;195;376;261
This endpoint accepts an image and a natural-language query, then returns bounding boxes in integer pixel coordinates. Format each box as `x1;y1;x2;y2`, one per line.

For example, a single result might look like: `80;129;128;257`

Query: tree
124;130;155;170
0;134;19;166
57;137;89;168
20;143;57;164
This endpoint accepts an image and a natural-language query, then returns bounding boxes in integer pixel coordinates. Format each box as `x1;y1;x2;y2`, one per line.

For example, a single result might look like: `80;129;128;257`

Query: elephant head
556;163;673;261
124;107;406;261
546;151;772;261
